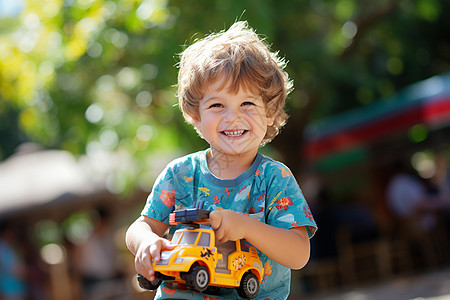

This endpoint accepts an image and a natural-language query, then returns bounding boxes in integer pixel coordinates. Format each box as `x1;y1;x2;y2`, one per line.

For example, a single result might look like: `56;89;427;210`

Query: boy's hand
209;210;247;243
134;237;175;281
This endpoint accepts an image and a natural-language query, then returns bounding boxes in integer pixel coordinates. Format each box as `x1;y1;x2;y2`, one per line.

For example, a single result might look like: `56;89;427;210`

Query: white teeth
223;130;245;137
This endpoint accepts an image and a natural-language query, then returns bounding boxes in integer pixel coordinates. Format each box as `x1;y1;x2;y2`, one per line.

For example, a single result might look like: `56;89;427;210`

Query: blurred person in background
387;158;450;231
429;152;450;232
0;220;27;300
387;160;433;231
73;207;123;300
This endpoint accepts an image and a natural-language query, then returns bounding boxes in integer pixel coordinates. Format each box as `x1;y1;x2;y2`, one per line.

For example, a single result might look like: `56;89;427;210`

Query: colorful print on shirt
141;149;317;299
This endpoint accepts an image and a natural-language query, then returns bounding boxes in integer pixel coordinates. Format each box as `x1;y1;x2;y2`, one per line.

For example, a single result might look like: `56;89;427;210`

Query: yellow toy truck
137;207;263;298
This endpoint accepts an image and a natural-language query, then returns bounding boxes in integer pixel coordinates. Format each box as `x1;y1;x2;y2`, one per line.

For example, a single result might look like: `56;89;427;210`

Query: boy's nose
223;107;242;122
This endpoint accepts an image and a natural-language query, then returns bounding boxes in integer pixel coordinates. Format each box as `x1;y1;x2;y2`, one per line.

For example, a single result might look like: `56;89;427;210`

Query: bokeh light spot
85;104;104;123
408;124;428;143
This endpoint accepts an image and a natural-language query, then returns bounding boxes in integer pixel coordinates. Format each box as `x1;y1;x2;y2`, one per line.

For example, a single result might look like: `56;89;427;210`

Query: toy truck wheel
236;272;259;299
137;274;162;291
184;264;210;292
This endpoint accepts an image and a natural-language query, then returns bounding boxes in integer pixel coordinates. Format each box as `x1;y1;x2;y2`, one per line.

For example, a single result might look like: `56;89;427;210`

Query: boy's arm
125;216;173;281
210;210;310;270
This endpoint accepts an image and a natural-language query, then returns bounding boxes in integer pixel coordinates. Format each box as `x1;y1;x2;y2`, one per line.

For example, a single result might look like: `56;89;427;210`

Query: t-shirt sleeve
265;162;317;238
141;164;177;224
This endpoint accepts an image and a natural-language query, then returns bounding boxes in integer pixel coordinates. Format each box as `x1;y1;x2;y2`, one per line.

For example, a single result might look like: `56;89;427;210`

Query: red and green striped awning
304;73;450;161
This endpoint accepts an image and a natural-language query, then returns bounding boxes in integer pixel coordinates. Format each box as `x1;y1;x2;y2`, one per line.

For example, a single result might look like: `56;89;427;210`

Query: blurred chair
297;258;340;293
335;227;391;285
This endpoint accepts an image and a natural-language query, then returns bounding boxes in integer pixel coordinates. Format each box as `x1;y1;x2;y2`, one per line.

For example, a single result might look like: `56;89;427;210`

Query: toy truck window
179;232;199;245
172;232;182;244
240;240;250;252
198;232;210;247
215;241;236;271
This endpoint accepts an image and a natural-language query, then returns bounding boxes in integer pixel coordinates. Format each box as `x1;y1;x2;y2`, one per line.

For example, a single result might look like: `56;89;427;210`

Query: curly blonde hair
177;21;292;144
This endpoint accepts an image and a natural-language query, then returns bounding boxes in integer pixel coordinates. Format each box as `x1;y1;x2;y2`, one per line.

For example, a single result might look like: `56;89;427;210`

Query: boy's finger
146;266;156;281
209;211;222;230
214;223;226;242
135;254;155;281
163;239;176;250
150;244;161;263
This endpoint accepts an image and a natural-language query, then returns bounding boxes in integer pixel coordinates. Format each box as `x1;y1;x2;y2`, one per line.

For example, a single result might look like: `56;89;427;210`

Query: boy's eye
208;103;223;108
242;101;255;106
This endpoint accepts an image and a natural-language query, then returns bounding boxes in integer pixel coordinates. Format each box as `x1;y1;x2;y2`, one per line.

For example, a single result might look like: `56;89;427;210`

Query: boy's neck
206;149;257;180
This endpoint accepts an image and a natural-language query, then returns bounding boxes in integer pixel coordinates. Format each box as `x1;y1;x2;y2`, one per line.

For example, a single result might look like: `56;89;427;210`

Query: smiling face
193;78;274;160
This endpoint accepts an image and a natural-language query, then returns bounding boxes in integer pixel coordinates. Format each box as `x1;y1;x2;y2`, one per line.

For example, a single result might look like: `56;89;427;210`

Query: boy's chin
211;146;257;157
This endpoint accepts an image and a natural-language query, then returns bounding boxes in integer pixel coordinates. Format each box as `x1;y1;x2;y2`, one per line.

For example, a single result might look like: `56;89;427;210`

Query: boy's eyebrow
202;95;221;103
203;91;261;100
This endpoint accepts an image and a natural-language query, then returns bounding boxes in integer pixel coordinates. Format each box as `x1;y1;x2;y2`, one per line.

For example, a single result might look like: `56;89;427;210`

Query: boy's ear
267;116;275;127
191;115;201;131
192;117;205;138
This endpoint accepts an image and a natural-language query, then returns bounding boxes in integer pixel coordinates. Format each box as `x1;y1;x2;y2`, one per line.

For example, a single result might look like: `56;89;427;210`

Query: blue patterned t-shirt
141;149;317;300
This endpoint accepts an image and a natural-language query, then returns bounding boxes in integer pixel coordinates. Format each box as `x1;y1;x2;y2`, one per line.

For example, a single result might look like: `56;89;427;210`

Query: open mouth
222;129;247;137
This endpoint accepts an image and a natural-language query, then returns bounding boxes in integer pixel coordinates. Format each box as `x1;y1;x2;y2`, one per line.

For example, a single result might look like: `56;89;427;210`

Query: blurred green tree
0;0;449;190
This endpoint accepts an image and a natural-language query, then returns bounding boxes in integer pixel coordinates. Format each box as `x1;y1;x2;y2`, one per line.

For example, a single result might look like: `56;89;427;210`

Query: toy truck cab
138;208;263;299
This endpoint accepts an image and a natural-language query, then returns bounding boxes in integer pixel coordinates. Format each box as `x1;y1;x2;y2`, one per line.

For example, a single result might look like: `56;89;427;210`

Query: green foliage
0;0;449;187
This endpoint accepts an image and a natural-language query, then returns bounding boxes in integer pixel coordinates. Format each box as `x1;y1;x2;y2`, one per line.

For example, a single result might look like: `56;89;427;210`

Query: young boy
126;21;317;299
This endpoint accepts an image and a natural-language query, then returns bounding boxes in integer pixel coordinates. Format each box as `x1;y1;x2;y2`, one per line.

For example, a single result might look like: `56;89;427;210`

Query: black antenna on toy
193;200;204;209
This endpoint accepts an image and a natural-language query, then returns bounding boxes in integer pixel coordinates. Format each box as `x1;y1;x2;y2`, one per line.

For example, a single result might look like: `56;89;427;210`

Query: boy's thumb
209;211;222;230
163;239;176;249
